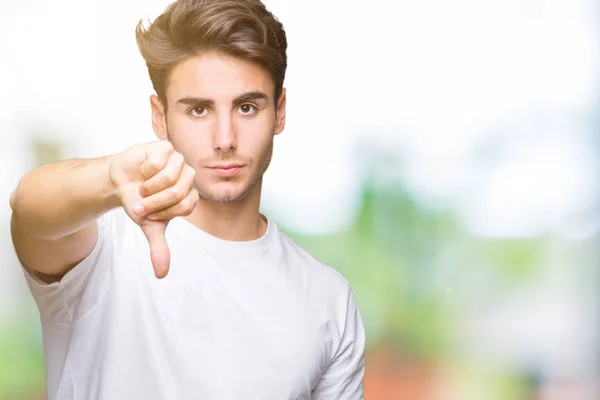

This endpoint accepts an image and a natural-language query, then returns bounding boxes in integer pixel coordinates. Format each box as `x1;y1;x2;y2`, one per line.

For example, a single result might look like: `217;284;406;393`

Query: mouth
208;164;244;177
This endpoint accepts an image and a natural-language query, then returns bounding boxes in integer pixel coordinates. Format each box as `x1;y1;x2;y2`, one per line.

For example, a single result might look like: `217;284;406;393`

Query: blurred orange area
364;348;435;400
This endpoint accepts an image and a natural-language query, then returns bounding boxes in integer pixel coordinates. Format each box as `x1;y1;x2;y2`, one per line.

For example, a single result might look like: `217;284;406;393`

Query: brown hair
135;0;287;108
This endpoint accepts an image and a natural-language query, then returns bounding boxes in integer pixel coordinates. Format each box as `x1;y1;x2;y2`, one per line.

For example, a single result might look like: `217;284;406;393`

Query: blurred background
1;0;599;398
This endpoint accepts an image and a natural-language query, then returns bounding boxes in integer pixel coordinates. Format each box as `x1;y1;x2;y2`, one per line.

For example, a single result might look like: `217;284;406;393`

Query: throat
183;204;267;242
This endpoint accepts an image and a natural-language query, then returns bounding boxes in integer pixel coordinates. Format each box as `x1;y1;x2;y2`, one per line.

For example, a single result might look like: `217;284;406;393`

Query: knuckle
181;198;195;215
161;172;178;186
151;210;165;220
168;187;184;202
148;158;163;171
189;197;198;210
138;183;148;197
183;194;194;207
172;151;184;164
183;166;196;184
147;199;158;213
159;139;173;150
178;186;190;200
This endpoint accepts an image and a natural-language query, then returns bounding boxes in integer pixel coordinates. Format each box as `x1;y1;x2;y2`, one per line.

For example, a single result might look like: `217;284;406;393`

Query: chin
199;182;253;203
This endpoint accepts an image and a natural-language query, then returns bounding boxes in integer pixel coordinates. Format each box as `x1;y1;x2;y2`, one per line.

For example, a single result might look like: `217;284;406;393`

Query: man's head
135;0;287;203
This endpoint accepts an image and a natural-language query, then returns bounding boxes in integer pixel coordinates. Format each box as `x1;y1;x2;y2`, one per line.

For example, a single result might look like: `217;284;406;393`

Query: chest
109;255;330;398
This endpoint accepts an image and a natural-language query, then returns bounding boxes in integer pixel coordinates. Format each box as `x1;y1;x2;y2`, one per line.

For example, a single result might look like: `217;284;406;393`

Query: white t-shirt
23;208;366;400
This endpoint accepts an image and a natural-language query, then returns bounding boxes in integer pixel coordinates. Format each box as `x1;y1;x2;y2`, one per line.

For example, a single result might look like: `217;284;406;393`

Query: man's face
151;52;286;203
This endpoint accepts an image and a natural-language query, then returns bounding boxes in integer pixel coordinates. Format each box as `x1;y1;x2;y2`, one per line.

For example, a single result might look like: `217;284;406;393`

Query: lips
211;164;242;169
209;164;243;177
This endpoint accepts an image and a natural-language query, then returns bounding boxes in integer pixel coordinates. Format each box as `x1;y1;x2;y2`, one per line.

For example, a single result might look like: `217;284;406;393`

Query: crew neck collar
169;213;277;255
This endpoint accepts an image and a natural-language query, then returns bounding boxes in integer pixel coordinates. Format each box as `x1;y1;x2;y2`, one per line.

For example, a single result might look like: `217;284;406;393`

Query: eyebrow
176;91;269;107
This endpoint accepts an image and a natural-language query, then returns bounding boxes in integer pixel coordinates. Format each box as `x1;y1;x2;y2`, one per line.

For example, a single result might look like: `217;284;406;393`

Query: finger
134;165;195;216
147;190;199;221
141;220;171;279
140;143;173;179
139;152;185;197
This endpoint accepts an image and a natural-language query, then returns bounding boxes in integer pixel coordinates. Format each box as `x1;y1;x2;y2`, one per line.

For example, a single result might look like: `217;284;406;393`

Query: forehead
166;52;274;103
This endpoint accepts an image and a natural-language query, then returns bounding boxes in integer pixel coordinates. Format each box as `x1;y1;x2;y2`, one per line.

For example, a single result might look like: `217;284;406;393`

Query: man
10;0;366;399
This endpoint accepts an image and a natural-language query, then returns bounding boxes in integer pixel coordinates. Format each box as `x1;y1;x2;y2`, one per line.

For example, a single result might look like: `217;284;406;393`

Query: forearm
10;156;121;240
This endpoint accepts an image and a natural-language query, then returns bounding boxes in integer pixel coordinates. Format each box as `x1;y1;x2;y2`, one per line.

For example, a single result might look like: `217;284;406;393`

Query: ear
150;95;168;140
274;88;286;136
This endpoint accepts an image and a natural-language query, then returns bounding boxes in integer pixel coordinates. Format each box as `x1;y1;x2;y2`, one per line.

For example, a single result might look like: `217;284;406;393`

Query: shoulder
275;228;353;302
274;229;365;354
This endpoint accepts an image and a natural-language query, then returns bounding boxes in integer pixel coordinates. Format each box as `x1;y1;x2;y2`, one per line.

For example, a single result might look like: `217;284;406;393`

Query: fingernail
134;204;145;216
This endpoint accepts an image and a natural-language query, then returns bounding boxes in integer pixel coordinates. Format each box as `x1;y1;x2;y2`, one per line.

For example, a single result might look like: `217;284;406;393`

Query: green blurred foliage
0;320;45;399
285;180;546;360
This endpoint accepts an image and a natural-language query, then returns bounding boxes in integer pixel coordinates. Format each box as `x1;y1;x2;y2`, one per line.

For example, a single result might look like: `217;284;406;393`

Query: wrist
103;154;123;210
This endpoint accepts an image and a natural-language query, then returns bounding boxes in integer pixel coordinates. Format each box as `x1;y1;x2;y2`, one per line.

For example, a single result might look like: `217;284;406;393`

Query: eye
190;107;208;117
238;104;257;115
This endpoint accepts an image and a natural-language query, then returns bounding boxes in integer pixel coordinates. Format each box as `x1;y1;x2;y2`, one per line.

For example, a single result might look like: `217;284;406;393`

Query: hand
109;140;198;279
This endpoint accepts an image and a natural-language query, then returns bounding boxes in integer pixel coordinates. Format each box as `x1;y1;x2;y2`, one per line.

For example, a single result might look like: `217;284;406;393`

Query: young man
10;0;366;399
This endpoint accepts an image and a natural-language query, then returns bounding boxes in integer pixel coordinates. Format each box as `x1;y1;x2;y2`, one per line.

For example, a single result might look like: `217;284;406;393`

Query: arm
11;140;199;283
312;287;366;399
10;156;120;283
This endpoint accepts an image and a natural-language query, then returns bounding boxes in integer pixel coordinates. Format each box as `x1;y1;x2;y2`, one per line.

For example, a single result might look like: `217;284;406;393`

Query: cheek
168;118;212;155
238;117;274;152
238;133;271;162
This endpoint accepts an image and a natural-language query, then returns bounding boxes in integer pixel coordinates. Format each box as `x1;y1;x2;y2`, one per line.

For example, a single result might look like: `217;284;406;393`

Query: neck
183;181;267;242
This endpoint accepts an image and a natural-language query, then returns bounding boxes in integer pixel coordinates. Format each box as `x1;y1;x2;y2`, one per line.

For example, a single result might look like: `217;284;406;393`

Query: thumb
141;220;171;279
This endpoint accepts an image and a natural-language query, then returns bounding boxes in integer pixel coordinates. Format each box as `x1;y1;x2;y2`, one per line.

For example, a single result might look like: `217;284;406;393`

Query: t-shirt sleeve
312;285;366;400
21;210;115;325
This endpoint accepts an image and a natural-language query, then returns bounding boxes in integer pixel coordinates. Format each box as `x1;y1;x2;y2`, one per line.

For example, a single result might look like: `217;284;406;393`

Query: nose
212;113;236;152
